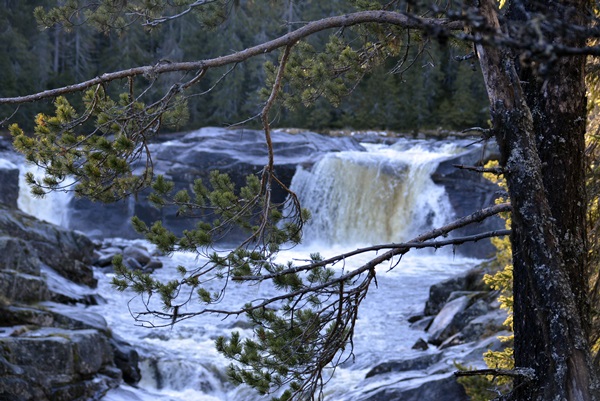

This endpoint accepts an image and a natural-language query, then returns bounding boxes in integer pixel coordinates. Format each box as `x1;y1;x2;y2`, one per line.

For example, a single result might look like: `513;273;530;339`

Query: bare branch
0;11;462;105
455;368;536;381
462;126;493;139
138;0;220;27
455;51;476;61
234;203;512;282
454;164;505;174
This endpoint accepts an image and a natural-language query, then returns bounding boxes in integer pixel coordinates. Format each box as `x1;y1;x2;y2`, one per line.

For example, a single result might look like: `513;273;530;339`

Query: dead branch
234;203;512;282
455;368;536;381
137;0;220;27
453;164;505;174
462;126;493;139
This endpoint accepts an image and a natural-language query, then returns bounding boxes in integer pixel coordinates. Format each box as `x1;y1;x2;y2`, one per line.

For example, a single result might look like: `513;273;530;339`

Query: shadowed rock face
0;206;96;287
431;142;504;258
0;159;19;209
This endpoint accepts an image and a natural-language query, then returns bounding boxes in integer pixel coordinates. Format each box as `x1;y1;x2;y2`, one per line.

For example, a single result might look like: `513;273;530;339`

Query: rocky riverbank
353;267;510;401
0;203;141;401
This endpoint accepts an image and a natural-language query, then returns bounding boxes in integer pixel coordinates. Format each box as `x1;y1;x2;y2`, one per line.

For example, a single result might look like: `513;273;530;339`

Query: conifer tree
1;1;600;400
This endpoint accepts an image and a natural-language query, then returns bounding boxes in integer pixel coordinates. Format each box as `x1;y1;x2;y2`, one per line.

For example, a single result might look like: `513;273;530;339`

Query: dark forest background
0;0;489;133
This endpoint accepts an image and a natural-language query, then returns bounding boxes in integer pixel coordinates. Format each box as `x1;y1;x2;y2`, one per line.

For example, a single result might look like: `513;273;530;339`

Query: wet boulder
459;309;508;343
0;236;42;275
0;271;50;304
359;373;468;401
427;295;472;345
424;268;486;316
365;353;442;378
0;329;118;401
0;206;97;287
109;335;141;384
93;241;163;272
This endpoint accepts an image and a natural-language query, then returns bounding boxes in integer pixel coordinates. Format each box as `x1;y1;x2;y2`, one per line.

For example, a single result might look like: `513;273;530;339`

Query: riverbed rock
0;236;42;275
0;207;141;400
359;373;468;401
427;295;472;345
0;271;50;304
0;205;97;287
93;242;163;272
110;335;141;384
409;315;434;331
424;268;486;316
365;353;442;378
0;329;118;401
123;245;152;266
412;338;429;350
460;309;508;343
431;141;504;258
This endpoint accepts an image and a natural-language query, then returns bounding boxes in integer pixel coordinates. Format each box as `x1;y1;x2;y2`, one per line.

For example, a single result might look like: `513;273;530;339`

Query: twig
455;367;536;381
139;0;219;27
453;164;505;174
455;51;476;61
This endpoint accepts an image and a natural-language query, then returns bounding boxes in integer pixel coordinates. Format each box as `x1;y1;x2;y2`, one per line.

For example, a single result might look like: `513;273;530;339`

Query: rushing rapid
16;136;481;401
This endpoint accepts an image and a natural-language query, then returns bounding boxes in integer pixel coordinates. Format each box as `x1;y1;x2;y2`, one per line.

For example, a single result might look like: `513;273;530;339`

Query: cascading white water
17;164;74;227
291;139;462;245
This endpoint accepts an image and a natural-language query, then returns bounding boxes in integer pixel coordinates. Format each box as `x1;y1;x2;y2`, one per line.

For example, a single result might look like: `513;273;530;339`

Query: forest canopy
0;0;489;132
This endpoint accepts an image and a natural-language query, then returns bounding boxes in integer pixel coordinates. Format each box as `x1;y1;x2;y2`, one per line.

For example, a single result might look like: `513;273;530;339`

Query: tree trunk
474;0;597;399
507;0;590;339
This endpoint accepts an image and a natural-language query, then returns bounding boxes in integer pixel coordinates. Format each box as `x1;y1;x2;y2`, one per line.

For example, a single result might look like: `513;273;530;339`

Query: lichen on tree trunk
474;0;597;399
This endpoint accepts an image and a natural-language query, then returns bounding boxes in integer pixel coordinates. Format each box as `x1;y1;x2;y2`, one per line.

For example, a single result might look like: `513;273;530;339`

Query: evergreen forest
0;0;489;132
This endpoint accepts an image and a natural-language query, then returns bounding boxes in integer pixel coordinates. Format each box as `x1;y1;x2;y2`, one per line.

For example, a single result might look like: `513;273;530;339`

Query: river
18;134;483;400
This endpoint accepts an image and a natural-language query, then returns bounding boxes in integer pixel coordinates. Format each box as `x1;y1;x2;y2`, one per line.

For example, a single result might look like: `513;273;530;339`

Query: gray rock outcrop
416;268;507;347
358;373;468;401
432;141;504;258
0;206;140;401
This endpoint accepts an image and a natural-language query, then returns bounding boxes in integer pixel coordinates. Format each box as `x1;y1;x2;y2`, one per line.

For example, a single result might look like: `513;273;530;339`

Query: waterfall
290;139;463;246
17;164;74;228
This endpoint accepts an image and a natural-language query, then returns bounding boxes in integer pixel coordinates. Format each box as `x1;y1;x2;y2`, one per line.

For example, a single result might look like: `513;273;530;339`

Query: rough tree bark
475;0;597;399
